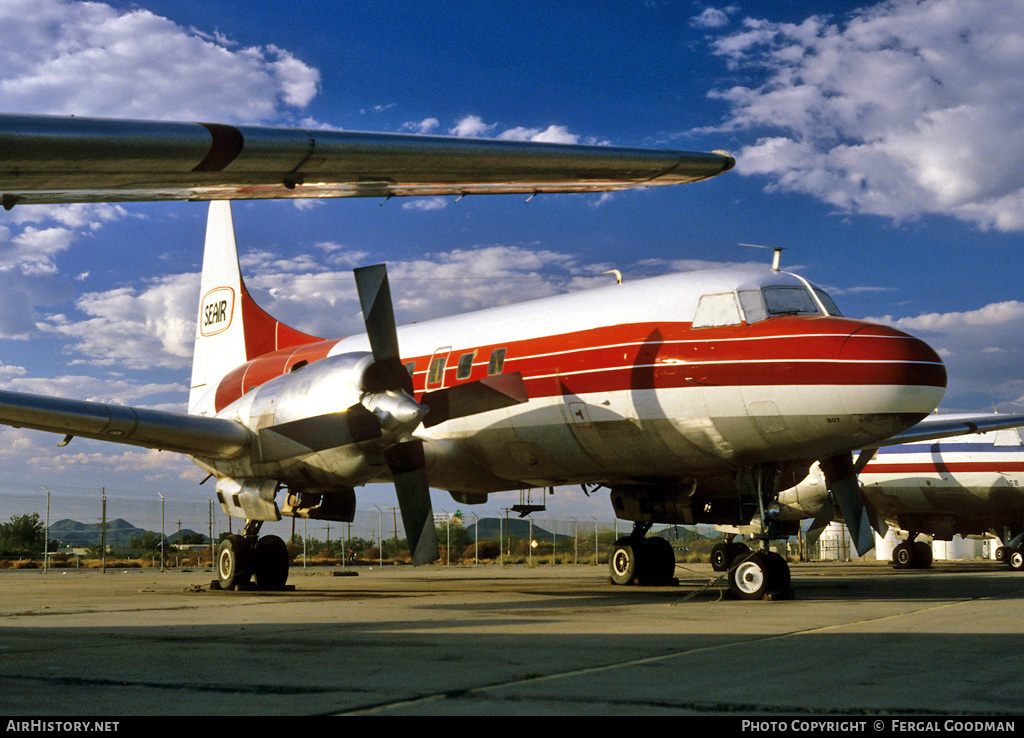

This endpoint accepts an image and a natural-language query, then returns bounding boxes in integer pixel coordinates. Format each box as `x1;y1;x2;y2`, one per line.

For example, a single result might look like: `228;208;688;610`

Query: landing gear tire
912;541;933;569
637;536;676;586
995;546;1007;563
711;541;750;572
727;550;791;600
710;543;730;572
609;538;639;585
893;542;914;569
1008;548;1024;571
254;535;290;590
217;534;253;589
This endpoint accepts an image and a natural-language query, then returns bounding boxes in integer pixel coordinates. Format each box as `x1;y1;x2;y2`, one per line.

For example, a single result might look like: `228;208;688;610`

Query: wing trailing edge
0;113;735;206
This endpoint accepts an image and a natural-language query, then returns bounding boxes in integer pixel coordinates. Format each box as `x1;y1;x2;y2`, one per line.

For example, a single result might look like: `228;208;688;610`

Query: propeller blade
421;372;528;428
804;494;834;550
384;439;439;565
820;453;876;557
257;404;381;462
353;264;413;394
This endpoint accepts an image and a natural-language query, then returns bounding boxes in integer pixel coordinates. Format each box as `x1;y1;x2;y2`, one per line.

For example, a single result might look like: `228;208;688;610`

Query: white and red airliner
0;113;1014;598
778;423;1024;570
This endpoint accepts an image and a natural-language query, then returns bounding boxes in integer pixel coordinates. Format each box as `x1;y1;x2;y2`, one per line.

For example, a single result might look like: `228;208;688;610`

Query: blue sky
1;0;1023;536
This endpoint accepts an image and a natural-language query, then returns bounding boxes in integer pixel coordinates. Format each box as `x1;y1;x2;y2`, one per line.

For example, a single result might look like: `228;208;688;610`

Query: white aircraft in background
776;422;1024;570
0;113;1018;600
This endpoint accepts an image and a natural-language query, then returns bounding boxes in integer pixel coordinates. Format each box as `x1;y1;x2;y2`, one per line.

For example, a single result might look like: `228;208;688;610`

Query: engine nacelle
209;352;389;484
216;477;282;521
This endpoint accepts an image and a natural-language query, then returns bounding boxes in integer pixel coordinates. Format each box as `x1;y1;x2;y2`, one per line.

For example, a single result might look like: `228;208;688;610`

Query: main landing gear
891;533;932;570
608;522;678;586
723;465;795;600
213;521;292;591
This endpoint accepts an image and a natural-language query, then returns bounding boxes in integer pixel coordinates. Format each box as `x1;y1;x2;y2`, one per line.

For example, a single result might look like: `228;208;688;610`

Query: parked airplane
0;113;1005;599
776;423;1024;570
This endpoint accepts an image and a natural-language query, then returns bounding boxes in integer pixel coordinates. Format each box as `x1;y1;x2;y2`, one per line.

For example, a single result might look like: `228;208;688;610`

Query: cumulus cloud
701;0;1024;231
0;0;320;123
449;115;600;145
866;300;1024;410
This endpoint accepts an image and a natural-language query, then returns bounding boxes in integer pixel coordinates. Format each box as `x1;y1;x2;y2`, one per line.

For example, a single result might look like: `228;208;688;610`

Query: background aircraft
776;421;1024;569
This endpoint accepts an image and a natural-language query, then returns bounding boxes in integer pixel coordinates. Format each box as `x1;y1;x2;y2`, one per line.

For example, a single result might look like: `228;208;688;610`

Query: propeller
353;264;528;565
252;263;527;564
806;451;887;557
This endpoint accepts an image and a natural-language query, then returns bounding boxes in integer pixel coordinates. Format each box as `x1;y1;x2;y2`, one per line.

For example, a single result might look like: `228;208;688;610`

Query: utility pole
158;493;165;572
100;489;106;574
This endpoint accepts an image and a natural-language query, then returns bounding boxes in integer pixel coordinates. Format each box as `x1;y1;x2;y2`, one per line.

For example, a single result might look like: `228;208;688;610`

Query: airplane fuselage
193;265;946;523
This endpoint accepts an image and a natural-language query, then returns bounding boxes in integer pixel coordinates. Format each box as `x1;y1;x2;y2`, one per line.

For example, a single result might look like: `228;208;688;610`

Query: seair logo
200;286;235;337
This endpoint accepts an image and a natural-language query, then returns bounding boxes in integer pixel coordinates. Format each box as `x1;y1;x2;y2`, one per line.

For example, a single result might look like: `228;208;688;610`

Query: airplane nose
837;323;946;438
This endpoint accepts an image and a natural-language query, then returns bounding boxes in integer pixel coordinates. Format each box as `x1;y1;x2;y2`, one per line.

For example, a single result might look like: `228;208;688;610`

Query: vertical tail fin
188;202;320;415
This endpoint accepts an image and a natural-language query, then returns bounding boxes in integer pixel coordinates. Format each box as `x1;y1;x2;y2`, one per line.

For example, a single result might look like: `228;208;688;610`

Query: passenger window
487;348;507;376
456;351;477;380
427;356;446;385
737;290;767;323
692;293;742;328
763;287;819;316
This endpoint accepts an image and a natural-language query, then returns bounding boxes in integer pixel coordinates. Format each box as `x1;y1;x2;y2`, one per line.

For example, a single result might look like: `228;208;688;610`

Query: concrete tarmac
2;560;1024;717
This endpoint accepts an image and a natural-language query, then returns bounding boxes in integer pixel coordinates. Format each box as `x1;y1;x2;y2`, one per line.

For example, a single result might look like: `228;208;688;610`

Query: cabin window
456;351;477;380
813;288;843;316
487;347;507;376
737;290;767;323
692;293;742;328
427;355;446;385
762;286;819;316
403;361;416;375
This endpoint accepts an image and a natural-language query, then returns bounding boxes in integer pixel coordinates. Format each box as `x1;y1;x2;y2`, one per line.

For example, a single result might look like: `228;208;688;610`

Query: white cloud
498;125;580;144
401;197;449;211
702;0;1024;231
39;273;200;371
402;117;440;134
449;115;495;138
866;300;1024;410
690;6;737;29
0;0;320;123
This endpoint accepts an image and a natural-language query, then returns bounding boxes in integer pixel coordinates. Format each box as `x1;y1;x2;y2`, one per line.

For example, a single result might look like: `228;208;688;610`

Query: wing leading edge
0;114;735;206
0;389;251;460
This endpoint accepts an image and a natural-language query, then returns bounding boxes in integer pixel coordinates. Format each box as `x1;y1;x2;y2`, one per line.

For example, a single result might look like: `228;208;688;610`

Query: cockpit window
813;288;843;316
692;293;742;328
737;290;767;323
762;286;820;316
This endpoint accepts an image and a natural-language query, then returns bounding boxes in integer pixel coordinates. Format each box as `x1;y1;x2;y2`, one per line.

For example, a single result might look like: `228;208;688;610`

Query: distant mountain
47;518;208;547
464;517;712;544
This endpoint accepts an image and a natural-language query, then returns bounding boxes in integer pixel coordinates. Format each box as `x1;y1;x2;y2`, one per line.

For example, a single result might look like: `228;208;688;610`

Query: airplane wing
0;389;251;460
0;114;735;206
862;413;1024;448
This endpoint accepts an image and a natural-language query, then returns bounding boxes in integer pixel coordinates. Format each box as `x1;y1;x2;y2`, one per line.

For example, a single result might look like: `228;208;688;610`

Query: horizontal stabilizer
0;389;251;459
0;114;735;206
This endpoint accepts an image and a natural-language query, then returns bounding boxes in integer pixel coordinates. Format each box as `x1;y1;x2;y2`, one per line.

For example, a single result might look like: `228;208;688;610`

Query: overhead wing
0;114;735;206
862;413;1024;448
0;389;251;460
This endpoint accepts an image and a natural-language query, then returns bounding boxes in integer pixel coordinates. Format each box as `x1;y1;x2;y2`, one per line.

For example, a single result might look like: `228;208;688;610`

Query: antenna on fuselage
603;269;623;284
739;243;785;271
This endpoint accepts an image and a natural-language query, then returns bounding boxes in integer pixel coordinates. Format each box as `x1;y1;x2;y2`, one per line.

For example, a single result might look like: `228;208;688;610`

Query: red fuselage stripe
213;317;944;413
